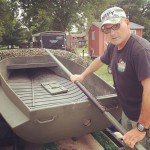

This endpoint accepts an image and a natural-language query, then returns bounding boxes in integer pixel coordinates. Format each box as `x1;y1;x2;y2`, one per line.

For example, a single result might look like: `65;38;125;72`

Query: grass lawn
0;45;19;50
76;48;113;86
95;65;113;86
75;47;88;54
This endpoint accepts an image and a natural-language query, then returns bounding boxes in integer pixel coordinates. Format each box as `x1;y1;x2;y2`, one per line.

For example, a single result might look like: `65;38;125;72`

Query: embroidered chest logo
117;59;126;72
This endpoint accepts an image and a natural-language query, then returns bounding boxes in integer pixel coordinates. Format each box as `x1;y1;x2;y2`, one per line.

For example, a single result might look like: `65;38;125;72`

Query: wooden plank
7;62;58;70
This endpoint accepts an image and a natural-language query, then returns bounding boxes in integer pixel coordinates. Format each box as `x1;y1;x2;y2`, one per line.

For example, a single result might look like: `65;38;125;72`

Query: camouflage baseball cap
101;7;126;26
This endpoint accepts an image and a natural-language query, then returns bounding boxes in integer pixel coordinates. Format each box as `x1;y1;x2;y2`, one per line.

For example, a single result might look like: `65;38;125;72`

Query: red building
88;22;144;57
66;33;86;51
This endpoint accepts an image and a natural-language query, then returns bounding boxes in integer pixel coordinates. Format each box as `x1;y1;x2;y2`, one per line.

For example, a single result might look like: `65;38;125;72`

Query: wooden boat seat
7;62;58;70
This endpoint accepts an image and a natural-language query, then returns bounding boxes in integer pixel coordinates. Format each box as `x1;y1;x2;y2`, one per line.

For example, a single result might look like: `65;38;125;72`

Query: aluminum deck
7;68;87;110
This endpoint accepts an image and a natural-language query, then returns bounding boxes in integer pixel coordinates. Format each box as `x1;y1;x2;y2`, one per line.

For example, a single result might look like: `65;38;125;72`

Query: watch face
138;124;145;131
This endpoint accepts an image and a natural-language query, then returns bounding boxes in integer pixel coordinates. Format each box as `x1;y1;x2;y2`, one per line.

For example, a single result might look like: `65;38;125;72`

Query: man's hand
70;74;84;83
123;127;146;148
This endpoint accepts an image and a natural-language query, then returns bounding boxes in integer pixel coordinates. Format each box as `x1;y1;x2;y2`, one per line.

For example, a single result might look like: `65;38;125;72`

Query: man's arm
123;77;150;148
70;57;104;82
138;77;150;128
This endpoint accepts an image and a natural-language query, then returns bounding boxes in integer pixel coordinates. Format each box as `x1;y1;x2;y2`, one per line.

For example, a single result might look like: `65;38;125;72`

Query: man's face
101;18;130;48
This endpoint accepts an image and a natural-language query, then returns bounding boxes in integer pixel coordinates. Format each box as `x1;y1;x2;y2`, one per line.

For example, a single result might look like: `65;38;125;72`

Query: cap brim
102;18;121;26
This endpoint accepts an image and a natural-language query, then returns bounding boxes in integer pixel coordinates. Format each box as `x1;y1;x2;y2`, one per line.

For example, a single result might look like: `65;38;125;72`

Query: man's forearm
138;77;150;128
81;57;104;78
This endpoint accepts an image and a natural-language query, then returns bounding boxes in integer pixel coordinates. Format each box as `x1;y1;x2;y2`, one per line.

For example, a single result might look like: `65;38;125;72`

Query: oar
46;49;146;150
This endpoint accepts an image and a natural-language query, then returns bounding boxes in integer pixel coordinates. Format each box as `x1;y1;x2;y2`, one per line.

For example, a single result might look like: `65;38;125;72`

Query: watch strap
137;123;149;132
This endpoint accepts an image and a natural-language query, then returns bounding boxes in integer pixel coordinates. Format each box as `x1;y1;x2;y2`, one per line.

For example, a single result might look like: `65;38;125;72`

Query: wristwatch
137;123;149;132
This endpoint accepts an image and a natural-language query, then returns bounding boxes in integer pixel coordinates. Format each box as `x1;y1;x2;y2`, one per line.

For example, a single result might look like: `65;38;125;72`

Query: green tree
2;20;30;48
0;0;30;48
115;0;150;41
82;0;117;32
18;0;116;34
0;0;10;42
18;0;87;33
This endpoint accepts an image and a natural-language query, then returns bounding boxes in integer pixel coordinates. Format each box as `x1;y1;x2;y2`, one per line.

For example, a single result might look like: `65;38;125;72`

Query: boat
0;49;122;144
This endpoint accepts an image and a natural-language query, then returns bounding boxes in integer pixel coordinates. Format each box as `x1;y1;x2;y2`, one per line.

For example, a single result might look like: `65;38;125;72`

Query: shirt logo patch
117;59;126;72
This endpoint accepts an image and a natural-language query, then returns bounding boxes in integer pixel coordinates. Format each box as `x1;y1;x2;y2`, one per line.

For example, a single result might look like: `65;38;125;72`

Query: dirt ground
0;134;104;150
55;134;104;150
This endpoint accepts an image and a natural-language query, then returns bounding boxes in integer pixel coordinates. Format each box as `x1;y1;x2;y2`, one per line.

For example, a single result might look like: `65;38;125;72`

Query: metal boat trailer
0;117;125;150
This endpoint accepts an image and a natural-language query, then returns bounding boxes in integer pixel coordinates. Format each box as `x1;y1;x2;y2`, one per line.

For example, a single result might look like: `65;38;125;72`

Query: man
70;7;150;149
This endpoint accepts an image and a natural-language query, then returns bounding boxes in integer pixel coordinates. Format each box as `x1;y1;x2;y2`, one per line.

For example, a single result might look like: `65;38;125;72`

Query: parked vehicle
32;31;66;50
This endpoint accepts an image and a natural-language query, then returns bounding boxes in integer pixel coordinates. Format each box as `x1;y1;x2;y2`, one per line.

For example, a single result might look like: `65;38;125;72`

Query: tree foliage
82;0;117;31
18;0;86;33
1;0;150;48
0;0;10;41
2;20;30;48
115;0;150;40
0;0;30;48
18;0;116;33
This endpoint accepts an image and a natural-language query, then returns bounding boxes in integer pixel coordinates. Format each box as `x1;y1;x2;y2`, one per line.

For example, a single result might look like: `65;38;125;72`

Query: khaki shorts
121;112;150;150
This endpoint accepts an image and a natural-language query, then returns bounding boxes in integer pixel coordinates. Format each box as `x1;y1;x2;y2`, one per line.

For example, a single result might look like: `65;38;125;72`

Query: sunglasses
101;23;120;34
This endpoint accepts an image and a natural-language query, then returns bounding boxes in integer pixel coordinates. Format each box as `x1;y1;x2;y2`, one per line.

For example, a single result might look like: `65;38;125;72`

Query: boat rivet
83;119;91;127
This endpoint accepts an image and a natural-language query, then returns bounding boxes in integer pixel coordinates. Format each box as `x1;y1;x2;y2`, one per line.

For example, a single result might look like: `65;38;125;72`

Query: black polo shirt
100;34;150;121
